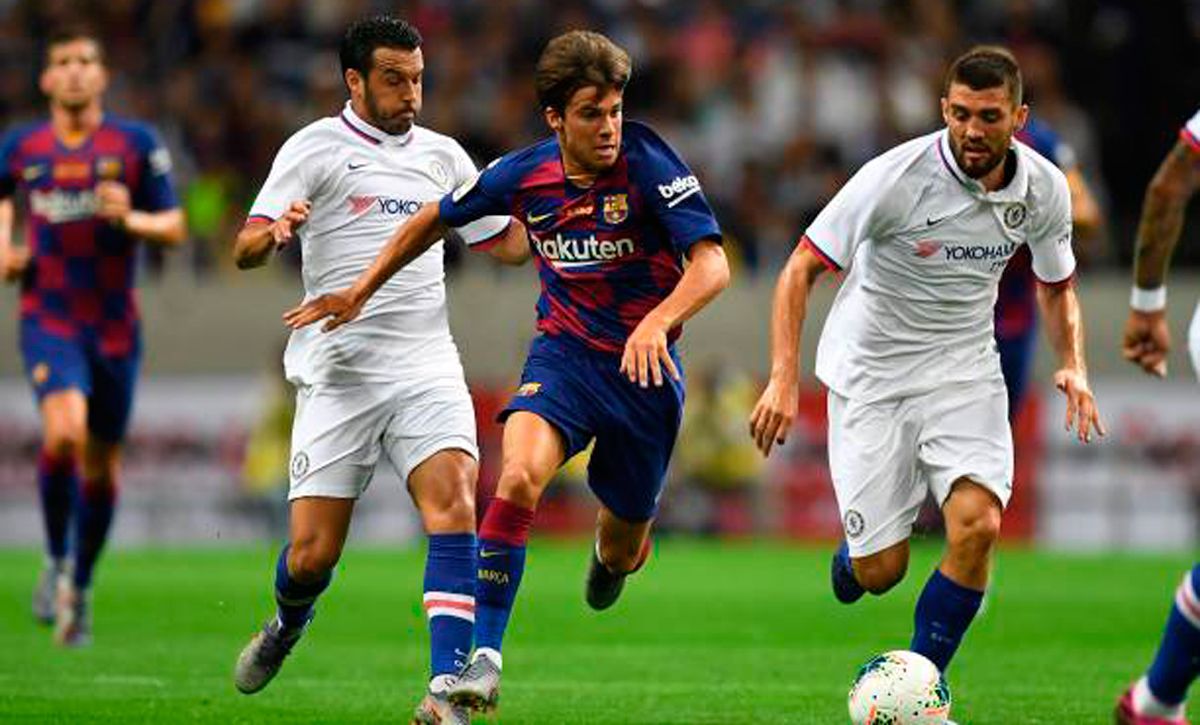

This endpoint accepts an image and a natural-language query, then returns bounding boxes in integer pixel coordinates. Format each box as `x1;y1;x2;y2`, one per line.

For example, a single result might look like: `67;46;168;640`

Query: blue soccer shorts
500;334;685;523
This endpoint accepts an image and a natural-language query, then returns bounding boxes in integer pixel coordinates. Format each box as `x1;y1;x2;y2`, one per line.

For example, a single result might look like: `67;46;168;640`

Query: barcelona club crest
516;382;542;397
603;194;628;224
96;156;124;180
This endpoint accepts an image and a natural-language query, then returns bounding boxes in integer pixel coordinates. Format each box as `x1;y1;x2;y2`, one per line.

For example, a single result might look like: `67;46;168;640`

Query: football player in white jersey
749;46;1104;685
228;16;527;725
1115;108;1200;725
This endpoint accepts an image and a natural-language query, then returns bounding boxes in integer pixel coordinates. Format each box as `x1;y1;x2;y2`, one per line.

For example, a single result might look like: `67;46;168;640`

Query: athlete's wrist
1130;285;1167;313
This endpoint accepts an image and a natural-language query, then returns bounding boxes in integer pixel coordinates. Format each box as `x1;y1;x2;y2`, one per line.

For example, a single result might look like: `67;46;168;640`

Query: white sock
474;646;502;670
1134;676;1187;719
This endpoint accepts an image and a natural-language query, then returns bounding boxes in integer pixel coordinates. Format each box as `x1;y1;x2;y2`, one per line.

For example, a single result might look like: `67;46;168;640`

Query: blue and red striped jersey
997;117;1073;338
440;121;721;354
0;117;177;355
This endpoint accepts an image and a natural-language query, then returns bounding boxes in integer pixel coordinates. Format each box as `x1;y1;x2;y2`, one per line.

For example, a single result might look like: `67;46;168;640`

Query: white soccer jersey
1183;108;1200;151
806;129;1075;403
250;102;510;384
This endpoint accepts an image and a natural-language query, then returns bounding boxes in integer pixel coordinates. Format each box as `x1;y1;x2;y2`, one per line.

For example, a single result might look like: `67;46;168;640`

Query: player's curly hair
535;30;631;113
944;45;1023;106
339;15;422;83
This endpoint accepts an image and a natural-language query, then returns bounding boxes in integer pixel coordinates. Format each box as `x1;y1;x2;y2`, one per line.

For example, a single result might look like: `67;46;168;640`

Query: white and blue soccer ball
847;650;951;725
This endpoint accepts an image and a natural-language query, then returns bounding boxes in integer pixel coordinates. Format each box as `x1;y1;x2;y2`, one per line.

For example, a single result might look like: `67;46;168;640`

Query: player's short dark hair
45;24;105;64
339;15;422;82
535;30;631;113
944;45;1022;106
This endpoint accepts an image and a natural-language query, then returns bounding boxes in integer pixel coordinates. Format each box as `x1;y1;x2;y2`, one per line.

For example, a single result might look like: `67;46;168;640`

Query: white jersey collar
936;130;1028;202
339;101;414;148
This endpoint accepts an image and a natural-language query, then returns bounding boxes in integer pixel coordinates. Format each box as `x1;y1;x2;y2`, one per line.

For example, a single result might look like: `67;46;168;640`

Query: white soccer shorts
287;377;478;500
827;381;1013;557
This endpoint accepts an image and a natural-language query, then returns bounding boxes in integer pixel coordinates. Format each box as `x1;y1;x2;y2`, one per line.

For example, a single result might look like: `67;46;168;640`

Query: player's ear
544;107;564;134
1013;103;1029;132
939;96;950;124
344;68;364;97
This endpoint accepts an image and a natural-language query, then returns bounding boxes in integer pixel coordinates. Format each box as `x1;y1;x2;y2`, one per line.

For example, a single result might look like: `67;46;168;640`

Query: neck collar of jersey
937;130;1028;202
340;102;414;148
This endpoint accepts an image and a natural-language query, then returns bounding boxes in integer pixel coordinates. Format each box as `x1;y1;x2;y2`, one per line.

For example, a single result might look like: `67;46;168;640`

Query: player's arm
0;196;27;283
95;185;186;247
232;201;312;270
621;239;729;388
283;201;449;331
1037;280;1104;442
1122;138;1200;376
483;219;530;265
748;243;828;457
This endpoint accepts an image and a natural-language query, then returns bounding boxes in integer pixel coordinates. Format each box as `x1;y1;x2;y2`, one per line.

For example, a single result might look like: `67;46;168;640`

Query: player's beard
363;86;414;136
952;136;1008;179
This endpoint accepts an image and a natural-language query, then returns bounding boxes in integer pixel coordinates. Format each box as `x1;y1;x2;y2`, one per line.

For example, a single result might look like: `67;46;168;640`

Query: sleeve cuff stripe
245;214;274;225
1181;128;1200;153
467;219;512;249
800;235;842;272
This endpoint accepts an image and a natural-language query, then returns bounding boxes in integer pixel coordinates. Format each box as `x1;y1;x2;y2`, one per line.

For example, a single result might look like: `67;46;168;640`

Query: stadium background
1;0;1200;551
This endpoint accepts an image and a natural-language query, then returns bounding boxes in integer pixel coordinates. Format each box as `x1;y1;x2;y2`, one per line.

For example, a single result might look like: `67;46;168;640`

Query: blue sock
423;533;477;677
274;544;331;631
38;451;78;562
910;568;984;672
474;498;535;653
73;480;116;589
1146;564;1200;706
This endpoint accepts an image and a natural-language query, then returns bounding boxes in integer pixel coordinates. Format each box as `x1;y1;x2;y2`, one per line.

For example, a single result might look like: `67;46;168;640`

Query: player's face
40;39;107;111
350;47;423;135
549;85;623;176
941;82;1028;180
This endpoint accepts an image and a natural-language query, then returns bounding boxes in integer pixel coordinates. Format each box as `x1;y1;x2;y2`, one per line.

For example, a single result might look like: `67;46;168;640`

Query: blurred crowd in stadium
1;0;1197;278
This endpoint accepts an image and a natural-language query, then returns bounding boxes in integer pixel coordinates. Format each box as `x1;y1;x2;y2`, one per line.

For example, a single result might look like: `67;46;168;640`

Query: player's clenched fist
95;180;132;223
748;375;798;457
0;245;29;282
1052;367;1106;443
271;200;312;247
1121;309;1170;378
620;313;680;388
282;287;364;333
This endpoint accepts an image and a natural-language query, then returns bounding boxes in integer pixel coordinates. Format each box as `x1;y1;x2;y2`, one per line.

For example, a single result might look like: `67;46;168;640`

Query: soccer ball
847;650;951;725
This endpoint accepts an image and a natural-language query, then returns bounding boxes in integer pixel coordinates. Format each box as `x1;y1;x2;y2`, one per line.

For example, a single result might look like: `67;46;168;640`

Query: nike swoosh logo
526;212;554;224
479;549;506;559
347;162;369;170
927;215;948;226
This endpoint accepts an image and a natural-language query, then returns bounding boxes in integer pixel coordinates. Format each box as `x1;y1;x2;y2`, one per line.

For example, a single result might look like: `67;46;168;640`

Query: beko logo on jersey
532;232;635;269
29;189;97;223
347;195;424;216
657;175;701;207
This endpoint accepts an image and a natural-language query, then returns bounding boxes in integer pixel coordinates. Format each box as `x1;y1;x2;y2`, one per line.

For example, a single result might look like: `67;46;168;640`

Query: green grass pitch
0;540;1190;723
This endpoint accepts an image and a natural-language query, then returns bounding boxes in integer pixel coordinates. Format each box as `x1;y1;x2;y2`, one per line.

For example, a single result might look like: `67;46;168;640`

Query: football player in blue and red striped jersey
283;30;729;716
0;26;185;646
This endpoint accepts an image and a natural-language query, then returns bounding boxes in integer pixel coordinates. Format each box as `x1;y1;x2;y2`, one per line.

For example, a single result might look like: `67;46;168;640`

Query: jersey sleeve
438;152;520;230
247;129;325;223
0;128;22;199
803;156;895;271
132;125;179;212
632;127;722;255
1029;170;1076;284
446;143;511;247
1182;108;1200;153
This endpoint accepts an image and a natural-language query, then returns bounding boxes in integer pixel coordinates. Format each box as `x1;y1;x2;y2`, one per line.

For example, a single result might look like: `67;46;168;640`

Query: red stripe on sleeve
799;235;842;272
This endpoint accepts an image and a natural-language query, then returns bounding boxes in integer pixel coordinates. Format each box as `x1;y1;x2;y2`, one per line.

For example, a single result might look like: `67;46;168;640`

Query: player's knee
422;486;476;533
43;430;85;461
947;505;1002;556
496;461;546;508
288;537;341;582
854;549;909;594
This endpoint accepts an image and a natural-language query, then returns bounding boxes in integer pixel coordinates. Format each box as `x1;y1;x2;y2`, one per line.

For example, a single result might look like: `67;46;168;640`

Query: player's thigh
21;324;90;452
86;345;141;444
495;411;568;506
288;383;395;501
917;381;1013;511
586;371;685;524
940;477;1003;547
827;391;926;557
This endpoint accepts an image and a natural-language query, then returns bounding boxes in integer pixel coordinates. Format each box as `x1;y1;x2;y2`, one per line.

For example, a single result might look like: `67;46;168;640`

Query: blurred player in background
749;46;1102;686
228;16;525;725
1116;108;1200;725
996;115;1103;419
0;26;184;647
284;29;730;717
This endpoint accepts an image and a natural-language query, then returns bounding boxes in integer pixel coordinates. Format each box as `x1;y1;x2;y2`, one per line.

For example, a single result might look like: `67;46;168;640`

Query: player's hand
95;181;132;225
0;245;29;282
270;200;312;249
621;313;680;388
1053;368;1106;444
1121;309;1170;377
282;287;364;332
749;375;799;457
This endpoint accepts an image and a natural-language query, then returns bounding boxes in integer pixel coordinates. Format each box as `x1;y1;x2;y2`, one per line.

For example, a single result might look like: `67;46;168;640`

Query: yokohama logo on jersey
347;195;424;216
